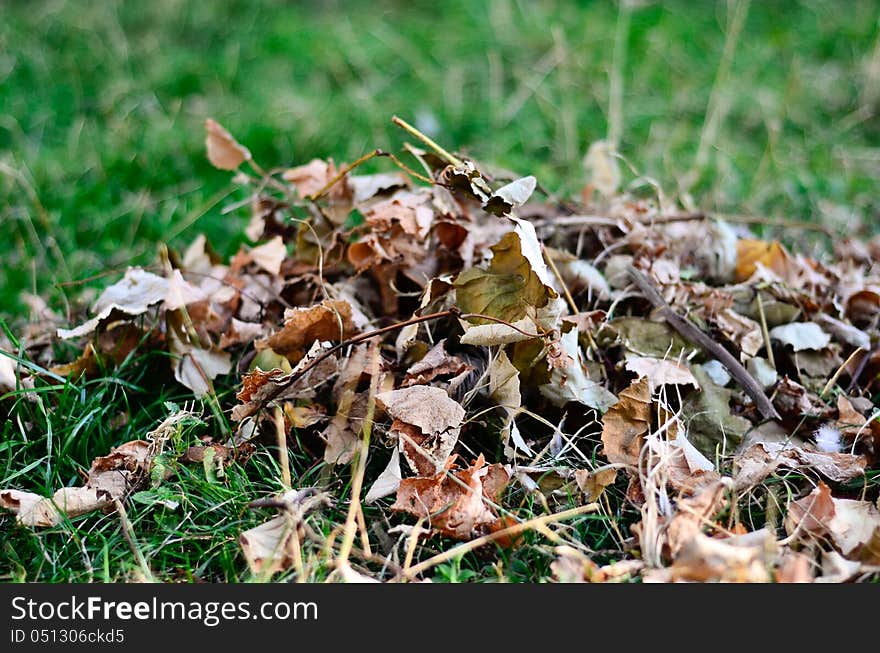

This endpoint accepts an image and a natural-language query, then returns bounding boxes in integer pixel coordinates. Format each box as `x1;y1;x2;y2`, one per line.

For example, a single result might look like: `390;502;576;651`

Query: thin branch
308;149;382;201
238;307;549;414
401;503;599;579
392;115;464;168
627;266;780;421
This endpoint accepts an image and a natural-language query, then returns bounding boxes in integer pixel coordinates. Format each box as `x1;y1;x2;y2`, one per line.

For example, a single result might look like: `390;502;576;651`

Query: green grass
3;0;878;315
1;0;879;582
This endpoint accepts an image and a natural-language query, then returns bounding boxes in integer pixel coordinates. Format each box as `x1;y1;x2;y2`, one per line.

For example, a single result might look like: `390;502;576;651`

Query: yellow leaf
735;239;790;282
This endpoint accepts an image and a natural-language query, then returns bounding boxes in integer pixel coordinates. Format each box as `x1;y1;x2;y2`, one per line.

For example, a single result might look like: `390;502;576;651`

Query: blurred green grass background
2;0;878;319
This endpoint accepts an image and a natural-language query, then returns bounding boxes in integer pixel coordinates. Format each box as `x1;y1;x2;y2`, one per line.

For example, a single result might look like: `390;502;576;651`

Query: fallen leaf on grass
785;482;880;564
348;172;410;203
733;442;866;489
249;236;287;276
258;299;356;365
601;317;693;359
747;356;779;389
1;435;162;527
240;488;331;576
624;356;699;392
391;455;509;540
283;158;346;201
814;313;871;350
322;344;382;466
322;388;364;466
772;376;829;418
0;351;22;392
551;255;611;300
775;550;815;583
575;468;618;503
403;339;473;387
166;312;231;397
231;341;340;421
0;488;108;528
455;227;557;326
205;118;251;170
583;140;621;198
489;350;531;456
735;239;791;282
714;309;763;359
769;322;831;352
377;385;466;475
365;448;402;504
58;268;169;339
600;377;652;467
240;516;300;576
551;546;646;583
482;175;537;216
667;529;776;583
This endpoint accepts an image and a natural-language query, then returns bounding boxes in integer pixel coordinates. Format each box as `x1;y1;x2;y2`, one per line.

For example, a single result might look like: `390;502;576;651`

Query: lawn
0;0;878;582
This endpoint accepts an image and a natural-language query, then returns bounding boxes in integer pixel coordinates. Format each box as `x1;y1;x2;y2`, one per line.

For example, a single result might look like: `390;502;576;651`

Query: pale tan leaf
489;349;531;456
205;118;251;171
239;515;297;575
583;140;620;197
365;448;402;504
769;322;831;352
58;268;169;339
624;356;699;392
377;385;465;475
283;159;340;199
0;490;64;527
164;268;207;311
169;328;232;398
734;442;865;490
249;236;287;276
669;530;775;583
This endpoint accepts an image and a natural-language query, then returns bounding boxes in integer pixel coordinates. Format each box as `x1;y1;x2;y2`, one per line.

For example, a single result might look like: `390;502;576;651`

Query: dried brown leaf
575;468;618;503
205;118;251;171
624;356;699;392
239;515;299;575
390;455;509;540
733;442;866;490
1;438;157;527
668;530;775;583
377;385;466;475
600;377;652;467
259;299;356;365
249;236;287;276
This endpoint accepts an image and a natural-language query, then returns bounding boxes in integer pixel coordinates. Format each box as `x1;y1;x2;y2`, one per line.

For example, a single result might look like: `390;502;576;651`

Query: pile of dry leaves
2;116;878;582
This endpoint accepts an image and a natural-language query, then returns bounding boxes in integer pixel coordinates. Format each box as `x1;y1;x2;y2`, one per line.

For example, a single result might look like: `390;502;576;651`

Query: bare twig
239;308;548;415
308;149;382;201
392;115;464;168
627;266;780;420
401;503;599;579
